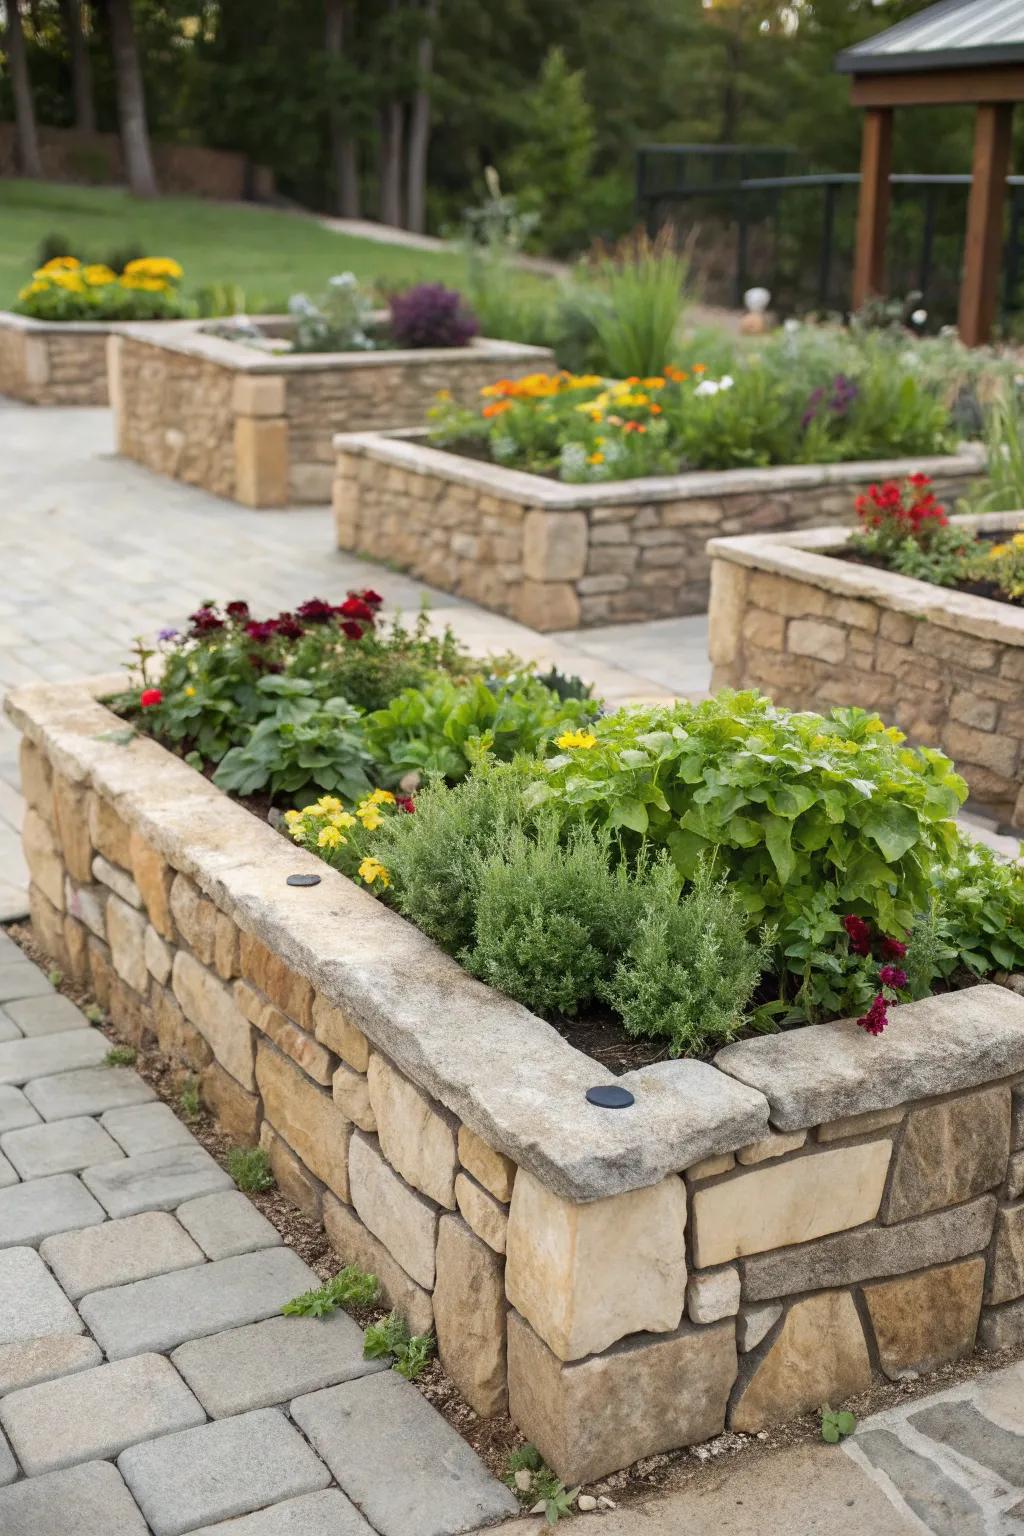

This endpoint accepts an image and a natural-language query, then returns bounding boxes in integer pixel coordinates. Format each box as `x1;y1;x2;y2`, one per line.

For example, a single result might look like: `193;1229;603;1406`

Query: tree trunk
105;0;158;197
4;0;43;178
378;0;403;226
60;0;97;134
324;0;360;218
405;0;436;235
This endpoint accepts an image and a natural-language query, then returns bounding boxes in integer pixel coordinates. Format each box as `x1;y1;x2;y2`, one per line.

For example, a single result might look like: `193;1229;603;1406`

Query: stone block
737;1303;782;1352
863;1257;985;1378
505;1168;686;1362
0;962;54;1005
455;1171;508;1253
506;1310;736;1485
233;373;285;417
687;1265;741;1325
256;1041;351;1201
2;1114;123;1179
0;1459;150;1536
323;1193;433;1335
87;796;132;868
81;1143;233;1218
235;416;290;508
92;855;142;907
63;914;90;981
348;1131;438;1289
106;896;149;994
213;912;239;979
201;1058;261;1142
259;1123;323;1219
736;1129;807;1165
291;1373;518;1535
41;1210;203;1299
0;1085;40;1133
731;1289;871;1431
0;1026;108;1086
23;810;64;911
743;1194;997;1301
176;1190;280;1261
987;1202;1024;1305
29;885;67;968
741;608;785;651
51;776;93;883
118;1407;331;1536
81;1246;320;1359
367;1054;458;1208
0;1335;101;1395
692;1140;892;1267
686;1151;736;1181
24;1065;154;1121
312;995;369;1071
332;1062;375;1132
787;617;846;664
173;950;255;1089
0;1352;205;1475
979;1297;1024;1350
816;1105;905;1142
943;721;1019;777
516;579;580;632
144;925;172;984
101;1102;195;1157
1008;1151;1024;1201
0;1246;84;1344
129;831;173;938
522;509;587;582
186;1491;374;1536
4;991;88;1038
433;1214;507;1416
457;1123;516;1202
883;1087;1010;1223
256;1001;334;1085
240;933;313;1029
169;875;218;965
18;739;53;821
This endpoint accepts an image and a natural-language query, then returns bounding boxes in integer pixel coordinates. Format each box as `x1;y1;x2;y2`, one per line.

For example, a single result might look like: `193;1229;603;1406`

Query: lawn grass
0;180;472;309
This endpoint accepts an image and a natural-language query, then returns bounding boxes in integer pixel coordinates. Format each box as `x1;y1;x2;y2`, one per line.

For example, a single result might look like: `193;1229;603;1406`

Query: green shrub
603;856;772;1055
504;48;597;258
572;227;689;378
226;1146;275;1193
931;840;1024;976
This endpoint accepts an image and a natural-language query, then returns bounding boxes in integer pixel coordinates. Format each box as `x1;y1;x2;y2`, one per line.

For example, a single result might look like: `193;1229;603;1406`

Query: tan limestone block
816;1106;905;1143
29;885;67;970
259;1122;323;1218
235;416;289;507
201;1058;261;1143
505;1169;686;1362
232;979;263;1027
347;1131;439;1290
687;1265;741;1325
323;1193;433;1336
51;775;93;883
685;1151;736;1182
456;1171;508;1254
65;880;105;944
457;1124;516;1202
367;1054;458;1209
23;809;65;912
172;950;256;1090
129;831;174;939
507;1310;736;1485
106;895;149;994
169;874;218;966
92;855;141;907
691;1141;892;1267
255;1040;351;1202
255;1001;335;1086
87;794;132;868
312;994;370;1072
863;1257;985;1377
332;1063;376;1133
108;973;154;1046
788;617;846;664
87;938;113;1008
1008;1151;1024;1201
63;915;89;984
240;932;314;1029
143;926;172;985
986;1202;1024;1305
153;989;212;1072
23;335;50;387
706;559;747;669
883;1087;1010;1224
516;580;581;632
522;510;587;582
730;1290;872;1432
736;1129;807;1166
19;739;53;822
213;912;239;980
433;1214;508;1416
232;373;285;417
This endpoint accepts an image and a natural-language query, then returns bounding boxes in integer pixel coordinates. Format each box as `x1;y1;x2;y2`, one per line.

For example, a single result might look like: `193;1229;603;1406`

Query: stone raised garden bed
9;674;1024;1485
0;311;132;406
708;510;1024;826
108;320;554;508
332;432;983;631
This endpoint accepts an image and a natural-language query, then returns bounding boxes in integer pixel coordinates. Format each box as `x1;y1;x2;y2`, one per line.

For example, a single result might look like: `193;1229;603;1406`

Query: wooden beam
851;65;1024;109
852;107;893;311
959;102;1014;346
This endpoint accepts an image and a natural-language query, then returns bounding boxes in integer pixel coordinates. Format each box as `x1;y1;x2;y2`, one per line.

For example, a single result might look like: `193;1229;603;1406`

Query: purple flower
157;627;179;642
389;284;479;350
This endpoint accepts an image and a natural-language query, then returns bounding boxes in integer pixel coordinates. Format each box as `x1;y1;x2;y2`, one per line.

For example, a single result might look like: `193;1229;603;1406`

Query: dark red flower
857;993;889;1036
879;965;908;990
275;613;304;640
296;598;334;624
340;620;365;640
843;913;872;957
338;596;374;622
244;619;278;643
189;606;224;634
881;937;907;960
140;688;163;708
359;589;384;608
226;601;250;619
396;795;415;813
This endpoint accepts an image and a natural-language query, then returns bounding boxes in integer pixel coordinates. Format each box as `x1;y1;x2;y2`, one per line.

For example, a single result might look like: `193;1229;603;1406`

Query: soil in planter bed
840;533;1024;608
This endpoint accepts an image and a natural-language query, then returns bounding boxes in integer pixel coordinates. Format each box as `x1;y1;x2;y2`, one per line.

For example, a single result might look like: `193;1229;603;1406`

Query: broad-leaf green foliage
930;841;1024;978
363;1311;435;1380
213;693;374;802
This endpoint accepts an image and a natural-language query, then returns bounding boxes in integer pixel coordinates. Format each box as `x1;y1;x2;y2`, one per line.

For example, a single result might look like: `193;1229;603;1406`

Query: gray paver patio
1;1114;124;1178
0;1248;82;1344
24;1064;156;1119
0;1459;150;1536
0;1335;102;1394
80;1142;234;1217
175;1189;281;1260
100;1102;201;1156
40;1210;205;1299
0;1027;109;1085
0;1085;39;1132
0;1172;105;1247
188;1488;376;1534
0;1149;17;1186
3;993;90;1037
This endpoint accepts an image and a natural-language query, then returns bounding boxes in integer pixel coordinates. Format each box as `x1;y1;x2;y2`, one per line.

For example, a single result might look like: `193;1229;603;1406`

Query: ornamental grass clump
16;255;188;321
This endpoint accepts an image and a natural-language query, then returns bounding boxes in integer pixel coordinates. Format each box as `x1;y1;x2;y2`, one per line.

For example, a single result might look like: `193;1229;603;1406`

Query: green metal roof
836;0;1024;75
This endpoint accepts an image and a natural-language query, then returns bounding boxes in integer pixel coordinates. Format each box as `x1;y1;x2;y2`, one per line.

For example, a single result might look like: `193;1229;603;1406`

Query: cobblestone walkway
0;937;518;1535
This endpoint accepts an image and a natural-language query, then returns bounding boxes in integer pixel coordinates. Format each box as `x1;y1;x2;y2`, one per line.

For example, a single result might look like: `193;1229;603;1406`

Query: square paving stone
117;1407;332;1536
176;1190;280;1261
0;1012;21;1043
0;964;54;1004
81;1143;233;1217
101;1102;198;1156
0;1247;83;1345
0;1173;104;1248
172;1311;384;1417
80;1246;320;1359
5;994;89;1037
0;1427;15;1485
0;1352;206;1475
291;1372;519;1536
2;1115;125;1179
0;1085;39;1133
0;1150;17;1187
187;1489;376;1534
0;1028;108;1086
40;1210;205;1300
0;1335;102;1395
25;1065;156;1120
0;1458;150;1535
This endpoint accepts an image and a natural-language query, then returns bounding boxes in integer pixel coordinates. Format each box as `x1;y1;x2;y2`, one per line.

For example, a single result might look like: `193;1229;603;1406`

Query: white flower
720;375;734;390
694;380;719;397
784;318;801;334
328;272;358;289
911;308;927;325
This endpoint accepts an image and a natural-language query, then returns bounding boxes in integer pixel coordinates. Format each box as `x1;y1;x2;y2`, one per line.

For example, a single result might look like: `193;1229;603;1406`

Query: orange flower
623;421;647;434
692;362;707;375
482;400;512;418
649;402;662;415
481;379;514;398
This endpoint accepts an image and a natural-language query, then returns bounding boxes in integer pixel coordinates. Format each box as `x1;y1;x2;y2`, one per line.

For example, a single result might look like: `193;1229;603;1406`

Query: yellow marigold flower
121;274;169;293
989;543;1010;560
288;821;308;841
588;452;604;465
642;377;666;389
359;809;383;831
330;811;356;829
884;726;906;743
82;264;117;287
283;809;303;824
315;795;342;814
556;729;598;750
18;280;48;300
299;804;323;819
358;857;390;887
1013;533;1024;548
38;256;80;274
568;374;604;389
865;719;885;734
368;789;395;805
123;256;183;280
51;271;86;292
184;685;196;698
318;825;345;849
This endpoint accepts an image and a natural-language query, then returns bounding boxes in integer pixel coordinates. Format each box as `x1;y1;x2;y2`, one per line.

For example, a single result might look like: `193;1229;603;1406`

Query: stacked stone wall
0;316;111;406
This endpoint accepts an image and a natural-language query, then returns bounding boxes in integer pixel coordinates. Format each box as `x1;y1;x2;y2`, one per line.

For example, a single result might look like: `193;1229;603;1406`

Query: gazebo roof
836;0;1024;76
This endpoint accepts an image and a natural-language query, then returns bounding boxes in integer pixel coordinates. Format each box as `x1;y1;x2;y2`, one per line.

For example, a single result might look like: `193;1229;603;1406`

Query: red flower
226;601;250;619
275;613;304;640
857;994;889;1036
340;620;365;640
296;598;335;624
907;472;932;487
189;606;224;634
881;937;907;960
360;589;384;608
879;965;908;990
338;596;374;622
843;913;872;957
244;619;278;643
140;688;163;708
396;795;415;813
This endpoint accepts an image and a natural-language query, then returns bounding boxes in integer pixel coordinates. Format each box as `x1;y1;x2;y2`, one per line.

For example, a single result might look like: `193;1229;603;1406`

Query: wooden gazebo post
959;102;1015;345
852;108;893;309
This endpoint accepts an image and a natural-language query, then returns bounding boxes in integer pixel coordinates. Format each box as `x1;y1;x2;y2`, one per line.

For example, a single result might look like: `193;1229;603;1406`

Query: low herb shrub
16;255;188;321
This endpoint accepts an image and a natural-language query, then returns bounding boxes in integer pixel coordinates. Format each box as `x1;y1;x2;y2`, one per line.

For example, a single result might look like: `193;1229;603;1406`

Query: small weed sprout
505;1446;579;1524
821;1406;857;1443
104;1045;137;1067
282;1266;381;1318
84;1003;105;1025
226;1146;275;1193
178;1077;201;1119
362;1310;435;1380
47;968;63;986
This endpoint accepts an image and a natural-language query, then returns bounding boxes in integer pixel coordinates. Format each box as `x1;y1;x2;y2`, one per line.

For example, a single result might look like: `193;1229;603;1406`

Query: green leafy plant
282;1266;381;1318
178;1077;201;1119
226;1146;275;1193
84;1003;105;1025
47;968;63;986
104;1045;137;1067
821;1406;857;1443
362;1311;435;1380
213;694;374;802
573;226;688;377
971;394;1024;513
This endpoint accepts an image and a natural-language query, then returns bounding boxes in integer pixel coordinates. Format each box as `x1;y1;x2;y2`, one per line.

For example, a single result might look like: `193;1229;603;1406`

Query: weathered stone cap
715;987;1024;1132
7;680;768;1203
